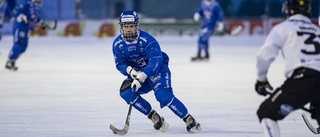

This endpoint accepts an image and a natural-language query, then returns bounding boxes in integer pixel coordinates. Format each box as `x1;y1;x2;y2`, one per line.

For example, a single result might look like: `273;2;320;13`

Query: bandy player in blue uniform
112;10;201;133
0;0;8;41
192;0;224;61
5;0;49;71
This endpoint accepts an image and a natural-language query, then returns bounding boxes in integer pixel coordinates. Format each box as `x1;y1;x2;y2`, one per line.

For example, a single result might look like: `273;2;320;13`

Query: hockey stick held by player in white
302;113;320;134
228;25;243;35
40;20;58;31
47;20;58;30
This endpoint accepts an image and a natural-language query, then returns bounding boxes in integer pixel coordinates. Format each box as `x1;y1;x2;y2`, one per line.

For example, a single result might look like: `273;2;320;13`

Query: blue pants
8;26;29;61
119;64;189;119
197;26;214;56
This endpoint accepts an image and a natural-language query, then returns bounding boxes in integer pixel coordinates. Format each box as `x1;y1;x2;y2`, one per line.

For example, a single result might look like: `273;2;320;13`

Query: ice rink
0;35;317;137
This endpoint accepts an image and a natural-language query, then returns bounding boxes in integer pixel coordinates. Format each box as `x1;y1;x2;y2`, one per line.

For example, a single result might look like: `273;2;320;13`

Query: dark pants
257;67;320;125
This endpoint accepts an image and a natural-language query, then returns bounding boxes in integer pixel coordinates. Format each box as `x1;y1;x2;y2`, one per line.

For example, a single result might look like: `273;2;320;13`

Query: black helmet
282;0;311;17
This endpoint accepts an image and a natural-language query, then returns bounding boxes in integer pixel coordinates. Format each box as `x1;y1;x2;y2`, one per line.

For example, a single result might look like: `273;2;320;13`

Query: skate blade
159;121;169;132
5;67;18;71
189;123;201;133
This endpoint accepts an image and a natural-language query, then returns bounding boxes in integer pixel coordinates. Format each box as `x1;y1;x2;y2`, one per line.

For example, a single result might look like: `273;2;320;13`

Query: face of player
121;23;138;41
122;23;136;33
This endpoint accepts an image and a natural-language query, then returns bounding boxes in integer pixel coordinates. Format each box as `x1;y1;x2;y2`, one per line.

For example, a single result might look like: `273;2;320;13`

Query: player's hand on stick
131;72;147;92
126;66;139;79
255;79;273;96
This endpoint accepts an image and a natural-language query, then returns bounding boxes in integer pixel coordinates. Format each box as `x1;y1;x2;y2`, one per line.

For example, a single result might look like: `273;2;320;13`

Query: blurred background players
191;0;224;61
112;10;201;133
255;0;320;136
0;0;6;42
5;0;49;71
0;0;8;42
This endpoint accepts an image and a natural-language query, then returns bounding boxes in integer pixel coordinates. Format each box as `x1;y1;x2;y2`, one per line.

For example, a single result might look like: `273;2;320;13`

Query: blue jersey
196;0;224;29
0;1;7;28
13;0;43;30
112;30;169;78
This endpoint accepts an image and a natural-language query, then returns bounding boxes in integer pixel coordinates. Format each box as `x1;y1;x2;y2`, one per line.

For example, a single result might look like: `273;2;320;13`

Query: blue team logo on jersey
128;46;136;51
279;104;294;116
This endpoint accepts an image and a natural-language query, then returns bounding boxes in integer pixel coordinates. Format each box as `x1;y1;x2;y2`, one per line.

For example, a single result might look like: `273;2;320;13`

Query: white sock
261;118;280;137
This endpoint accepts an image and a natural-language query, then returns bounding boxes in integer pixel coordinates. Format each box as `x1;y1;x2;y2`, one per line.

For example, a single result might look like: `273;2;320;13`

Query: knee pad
119;79;134;104
154;89;174;108
257;104;283;122
257;88;288;121
257;101;288;122
119;79;133;93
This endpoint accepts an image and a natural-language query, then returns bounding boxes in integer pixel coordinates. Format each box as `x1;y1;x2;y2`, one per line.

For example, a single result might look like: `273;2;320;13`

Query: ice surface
0;35;317;137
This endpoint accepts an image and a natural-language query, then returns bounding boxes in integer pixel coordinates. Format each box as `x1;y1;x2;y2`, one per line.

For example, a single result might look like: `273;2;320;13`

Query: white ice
0;35;317;137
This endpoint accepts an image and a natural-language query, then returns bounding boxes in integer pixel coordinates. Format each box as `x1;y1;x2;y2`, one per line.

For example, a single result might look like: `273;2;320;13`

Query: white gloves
131;72;147;92
126;66;147;92
16;14;28;23
193;12;200;22
126;66;139;79
216;22;224;32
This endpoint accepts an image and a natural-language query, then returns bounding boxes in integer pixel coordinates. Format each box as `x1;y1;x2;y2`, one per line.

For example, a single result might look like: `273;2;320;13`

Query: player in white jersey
255;0;320;136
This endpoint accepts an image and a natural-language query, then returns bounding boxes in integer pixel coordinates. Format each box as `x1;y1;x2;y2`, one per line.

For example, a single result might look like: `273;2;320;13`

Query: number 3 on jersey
297;31;320;55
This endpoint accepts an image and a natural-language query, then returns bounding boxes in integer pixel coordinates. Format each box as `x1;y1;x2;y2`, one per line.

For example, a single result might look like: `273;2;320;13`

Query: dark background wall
6;0;320;20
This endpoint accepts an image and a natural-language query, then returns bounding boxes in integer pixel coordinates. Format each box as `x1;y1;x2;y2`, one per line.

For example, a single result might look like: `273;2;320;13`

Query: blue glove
255;80;273;96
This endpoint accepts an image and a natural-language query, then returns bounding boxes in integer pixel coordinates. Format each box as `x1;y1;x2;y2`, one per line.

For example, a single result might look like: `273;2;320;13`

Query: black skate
183;114;201;133
191;56;203;61
204;53;209;60
148;110;169;132
191;54;209;62
5;60;18;71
